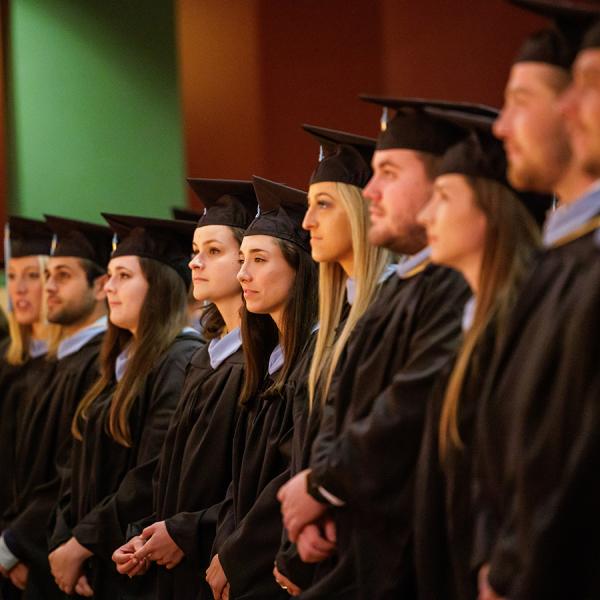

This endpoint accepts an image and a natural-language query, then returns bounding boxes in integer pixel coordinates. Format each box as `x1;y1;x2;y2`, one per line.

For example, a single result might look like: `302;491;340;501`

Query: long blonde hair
5;255;62;365
439;176;541;460
308;182;392;409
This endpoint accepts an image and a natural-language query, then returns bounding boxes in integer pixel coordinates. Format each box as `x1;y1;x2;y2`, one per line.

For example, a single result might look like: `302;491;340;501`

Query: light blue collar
396;247;431;279
115;345;130;382
543;181;600;247
29;339;48;359
345;264;397;306
268;344;285;375
208;327;242;369
57;316;108;360
462;296;476;332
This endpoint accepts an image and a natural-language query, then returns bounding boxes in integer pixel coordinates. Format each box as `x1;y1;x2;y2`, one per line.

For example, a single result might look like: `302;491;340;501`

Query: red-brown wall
177;0;545;196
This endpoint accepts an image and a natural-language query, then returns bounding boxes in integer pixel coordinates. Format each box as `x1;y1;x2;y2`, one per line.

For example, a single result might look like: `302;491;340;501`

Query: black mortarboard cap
102;214;195;286
246;176;310;252
6;216;53;258
428;106;553;224
509;0;600;66
360;96;472;154
187;178;257;230
171;207;202;222
45;215;113;269
302;124;375;188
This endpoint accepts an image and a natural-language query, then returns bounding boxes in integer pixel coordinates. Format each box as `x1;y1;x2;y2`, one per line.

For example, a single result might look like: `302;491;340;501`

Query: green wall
7;0;185;222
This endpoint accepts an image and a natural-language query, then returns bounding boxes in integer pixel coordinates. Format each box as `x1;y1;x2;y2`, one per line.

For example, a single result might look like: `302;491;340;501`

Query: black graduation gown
476;217;600;599
215;337;315;600
145;341;244;600
0;349;56;600
49;331;201;600
2;333;102;600
414;323;497;600
305;264;469;600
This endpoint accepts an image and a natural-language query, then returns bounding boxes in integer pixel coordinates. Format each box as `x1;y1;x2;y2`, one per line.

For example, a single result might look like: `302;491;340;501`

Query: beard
47;294;96;326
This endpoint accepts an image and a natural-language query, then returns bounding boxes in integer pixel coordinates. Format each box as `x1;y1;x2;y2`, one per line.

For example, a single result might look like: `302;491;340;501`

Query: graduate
471;2;600;598
413;106;550;600
47;215;202;598
206;176;318;600
481;6;600;598
273;125;393;596
111;179;257;600
278;97;471;599
0;217;60;597
0;216;111;600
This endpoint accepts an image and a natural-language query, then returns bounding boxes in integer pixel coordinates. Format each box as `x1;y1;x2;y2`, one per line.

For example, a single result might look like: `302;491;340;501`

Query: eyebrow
239;248;269;256
52;264;74;272
375;159;399;170
202;239;224;245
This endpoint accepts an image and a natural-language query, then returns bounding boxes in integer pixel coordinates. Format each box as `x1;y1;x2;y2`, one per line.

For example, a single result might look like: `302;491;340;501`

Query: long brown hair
73;257;188;446
439;176;541;460
240;238;318;403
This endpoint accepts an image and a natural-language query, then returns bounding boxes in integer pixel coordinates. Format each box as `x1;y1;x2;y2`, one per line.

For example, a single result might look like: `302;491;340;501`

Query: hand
133;521;184;570
8;562;28;590
478;563;506;600
112;535;150;577
206;554;228;600
296;519;336;563
222;582;230;600
74;574;94;597
273;565;301;596
278;470;327;542
48;536;93;595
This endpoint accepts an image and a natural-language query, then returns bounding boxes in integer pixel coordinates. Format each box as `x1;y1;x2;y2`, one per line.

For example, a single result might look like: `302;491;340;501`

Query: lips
242;289;258;297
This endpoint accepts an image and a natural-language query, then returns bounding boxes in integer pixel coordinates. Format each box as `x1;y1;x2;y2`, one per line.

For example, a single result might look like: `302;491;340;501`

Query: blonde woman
274;125;393;596
0;216;60;594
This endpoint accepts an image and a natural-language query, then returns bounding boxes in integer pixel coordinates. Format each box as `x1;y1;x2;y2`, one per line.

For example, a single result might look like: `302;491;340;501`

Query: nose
189;252;205;271
237;261;250;283
45;276;57;294
417;198;435;227
363;176;379;204
492;109;508;140
558;83;577;119
15;276;28;294
302;205;317;231
103;275;115;294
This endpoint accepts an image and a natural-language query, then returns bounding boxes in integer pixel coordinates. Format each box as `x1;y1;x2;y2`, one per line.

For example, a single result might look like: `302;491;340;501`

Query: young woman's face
189;225;241;303
303;181;353;266
418;174;487;273
104;255;149;335
7;256;44;325
237;235;296;317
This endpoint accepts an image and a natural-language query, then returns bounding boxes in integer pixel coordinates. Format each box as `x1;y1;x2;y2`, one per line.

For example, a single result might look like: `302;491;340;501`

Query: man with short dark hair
0;216;111;599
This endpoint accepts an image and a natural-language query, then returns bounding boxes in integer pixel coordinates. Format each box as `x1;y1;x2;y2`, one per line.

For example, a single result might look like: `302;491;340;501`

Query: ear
93;274;109;302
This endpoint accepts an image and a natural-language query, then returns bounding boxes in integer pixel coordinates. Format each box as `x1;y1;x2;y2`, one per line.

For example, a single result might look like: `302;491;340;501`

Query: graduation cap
360;96;471;154
509;0;600;66
427;105;553;224
187;178;257;230
45;215;113;269
5;216;53;259
245;176;310;252
302;124;375;188
171;207;203;222
102;214;196;286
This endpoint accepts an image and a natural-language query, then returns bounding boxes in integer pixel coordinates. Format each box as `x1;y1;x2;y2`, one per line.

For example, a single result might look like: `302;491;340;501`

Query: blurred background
0;0;545;229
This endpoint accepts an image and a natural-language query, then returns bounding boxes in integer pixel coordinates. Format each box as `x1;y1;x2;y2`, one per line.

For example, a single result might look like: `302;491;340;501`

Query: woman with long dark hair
206;176;318;600
47;215;202;599
413;107;551;600
111;179;257;600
